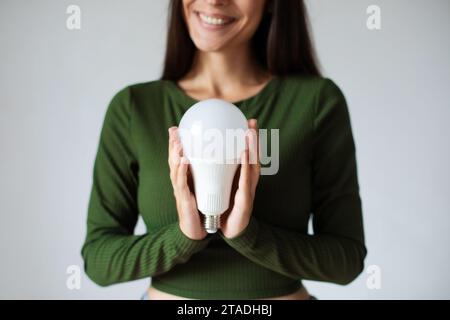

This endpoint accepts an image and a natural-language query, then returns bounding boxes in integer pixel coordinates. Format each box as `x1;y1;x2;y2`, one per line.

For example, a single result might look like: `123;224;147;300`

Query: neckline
166;76;280;108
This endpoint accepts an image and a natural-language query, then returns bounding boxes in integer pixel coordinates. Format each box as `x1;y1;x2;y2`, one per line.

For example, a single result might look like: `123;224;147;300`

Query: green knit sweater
81;75;367;299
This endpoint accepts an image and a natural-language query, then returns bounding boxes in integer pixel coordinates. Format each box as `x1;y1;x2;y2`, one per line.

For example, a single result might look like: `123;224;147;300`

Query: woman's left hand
221;119;260;239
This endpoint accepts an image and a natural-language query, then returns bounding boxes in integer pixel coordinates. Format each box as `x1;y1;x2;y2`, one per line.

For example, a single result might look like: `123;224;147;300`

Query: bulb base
204;215;220;234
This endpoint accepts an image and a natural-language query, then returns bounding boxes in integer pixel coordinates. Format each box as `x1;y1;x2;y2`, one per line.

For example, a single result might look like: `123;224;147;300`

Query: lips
195;11;236;27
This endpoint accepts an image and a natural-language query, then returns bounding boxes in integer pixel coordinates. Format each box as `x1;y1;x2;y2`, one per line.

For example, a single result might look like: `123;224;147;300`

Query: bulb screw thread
204;215;220;234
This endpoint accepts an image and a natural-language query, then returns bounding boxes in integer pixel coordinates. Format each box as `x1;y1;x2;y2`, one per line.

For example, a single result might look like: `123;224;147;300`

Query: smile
196;12;235;27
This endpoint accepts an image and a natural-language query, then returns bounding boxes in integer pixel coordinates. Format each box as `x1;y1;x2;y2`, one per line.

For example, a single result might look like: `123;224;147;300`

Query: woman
82;0;367;300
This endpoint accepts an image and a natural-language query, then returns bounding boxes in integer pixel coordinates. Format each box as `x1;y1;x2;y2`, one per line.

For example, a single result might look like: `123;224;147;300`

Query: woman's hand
221;119;261;239
168;126;207;240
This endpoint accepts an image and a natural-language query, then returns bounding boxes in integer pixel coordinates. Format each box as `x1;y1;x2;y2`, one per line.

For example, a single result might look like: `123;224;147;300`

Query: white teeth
199;13;230;26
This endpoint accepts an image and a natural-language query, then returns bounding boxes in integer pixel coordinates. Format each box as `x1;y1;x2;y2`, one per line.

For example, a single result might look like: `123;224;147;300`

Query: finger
246;121;260;195
169;130;183;164
168;126;178;168
247;120;258;166
177;156;190;197
168;126;178;145
169;127;180;152
176;133;185;158
238;136;250;192
168;127;182;183
187;167;195;192
170;141;183;170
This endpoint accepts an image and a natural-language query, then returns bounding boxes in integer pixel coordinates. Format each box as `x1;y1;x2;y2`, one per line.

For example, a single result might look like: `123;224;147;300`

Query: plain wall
0;0;449;299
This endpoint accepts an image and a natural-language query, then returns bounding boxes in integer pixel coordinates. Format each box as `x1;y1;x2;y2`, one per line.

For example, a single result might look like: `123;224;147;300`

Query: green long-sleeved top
81;75;367;299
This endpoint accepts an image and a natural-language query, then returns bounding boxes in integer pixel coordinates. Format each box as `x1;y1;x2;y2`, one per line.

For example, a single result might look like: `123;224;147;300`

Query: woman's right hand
168;126;207;240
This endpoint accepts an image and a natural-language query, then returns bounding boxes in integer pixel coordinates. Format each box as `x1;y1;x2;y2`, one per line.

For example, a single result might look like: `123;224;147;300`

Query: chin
193;40;229;52
190;31;235;52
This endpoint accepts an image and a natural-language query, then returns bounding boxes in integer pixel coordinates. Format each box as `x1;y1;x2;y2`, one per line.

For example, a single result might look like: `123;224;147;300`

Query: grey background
1;0;449;299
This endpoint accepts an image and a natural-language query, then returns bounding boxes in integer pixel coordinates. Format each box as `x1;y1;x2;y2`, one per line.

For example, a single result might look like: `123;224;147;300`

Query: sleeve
221;79;367;285
81;87;210;286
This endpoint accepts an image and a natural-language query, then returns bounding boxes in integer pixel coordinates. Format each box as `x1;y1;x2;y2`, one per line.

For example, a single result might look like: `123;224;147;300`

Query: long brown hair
161;0;321;80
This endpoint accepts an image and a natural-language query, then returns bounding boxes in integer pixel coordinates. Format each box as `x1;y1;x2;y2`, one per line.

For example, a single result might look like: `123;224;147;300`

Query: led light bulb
178;99;248;233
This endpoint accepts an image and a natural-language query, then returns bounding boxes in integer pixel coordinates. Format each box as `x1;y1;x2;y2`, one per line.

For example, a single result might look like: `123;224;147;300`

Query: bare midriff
147;285;310;300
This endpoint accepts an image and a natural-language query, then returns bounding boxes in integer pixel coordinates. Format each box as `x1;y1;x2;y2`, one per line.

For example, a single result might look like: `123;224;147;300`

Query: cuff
171;223;211;255
221;216;260;251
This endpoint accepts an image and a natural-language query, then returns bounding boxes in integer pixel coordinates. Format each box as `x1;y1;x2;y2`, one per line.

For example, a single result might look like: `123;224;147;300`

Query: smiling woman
81;0;366;300
183;0;266;51
162;0;321;82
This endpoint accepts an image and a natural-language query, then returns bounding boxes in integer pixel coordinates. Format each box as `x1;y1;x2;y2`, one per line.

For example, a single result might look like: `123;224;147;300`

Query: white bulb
178;99;248;233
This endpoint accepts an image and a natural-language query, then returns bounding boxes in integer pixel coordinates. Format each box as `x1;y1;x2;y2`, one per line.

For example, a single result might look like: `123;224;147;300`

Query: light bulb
178;99;248;233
